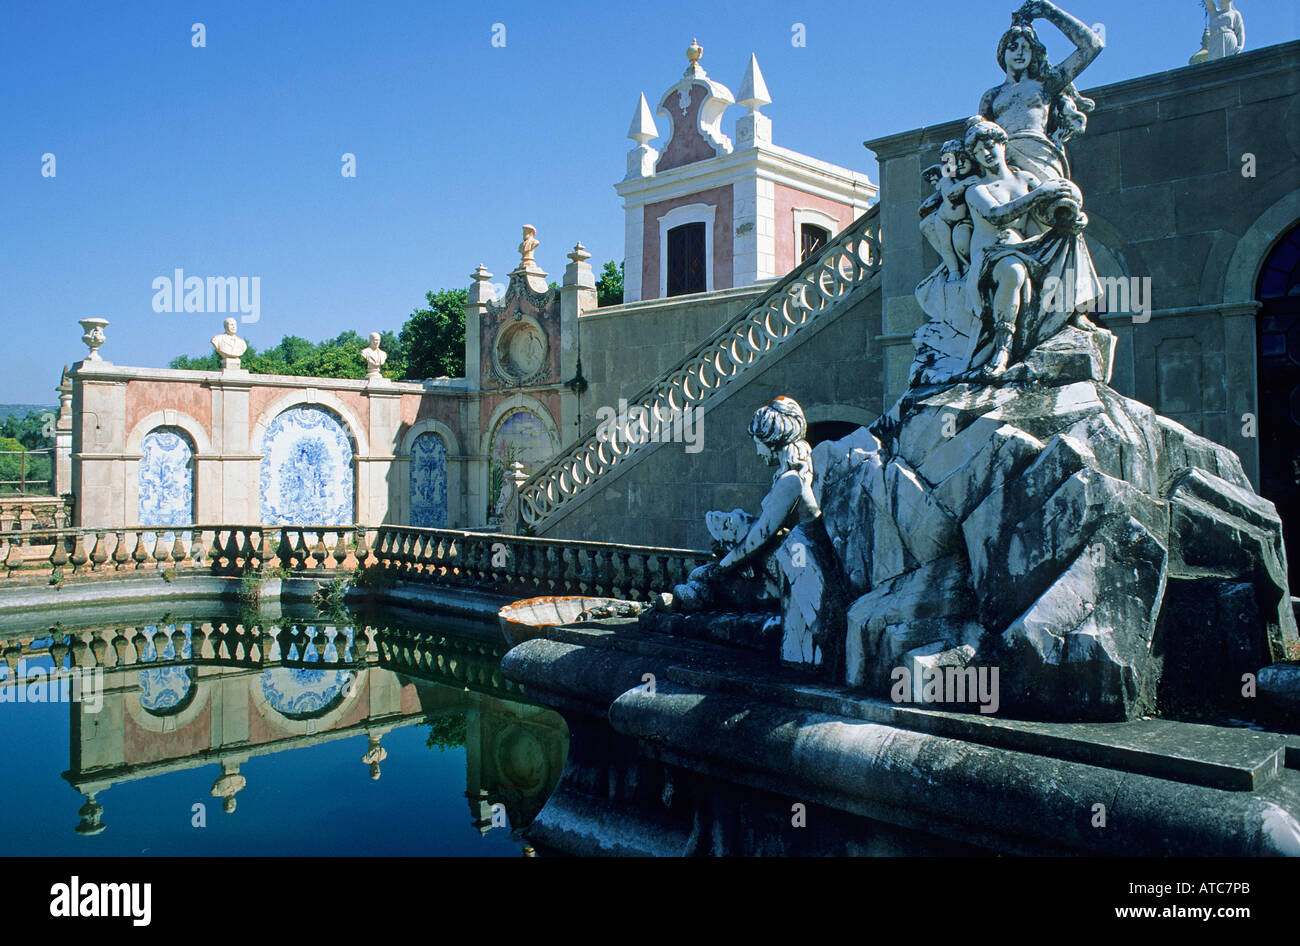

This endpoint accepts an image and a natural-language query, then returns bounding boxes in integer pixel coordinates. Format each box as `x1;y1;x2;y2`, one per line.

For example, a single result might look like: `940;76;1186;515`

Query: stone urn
78;318;109;362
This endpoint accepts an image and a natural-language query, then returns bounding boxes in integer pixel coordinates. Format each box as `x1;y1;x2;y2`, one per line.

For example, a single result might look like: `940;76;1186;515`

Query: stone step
664;662;1292;792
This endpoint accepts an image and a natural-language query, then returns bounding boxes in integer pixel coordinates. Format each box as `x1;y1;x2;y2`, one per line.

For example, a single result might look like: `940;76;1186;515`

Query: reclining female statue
674;396;819;611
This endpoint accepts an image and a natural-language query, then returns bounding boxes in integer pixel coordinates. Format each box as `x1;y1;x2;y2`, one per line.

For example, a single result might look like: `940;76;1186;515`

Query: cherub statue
919;139;978;282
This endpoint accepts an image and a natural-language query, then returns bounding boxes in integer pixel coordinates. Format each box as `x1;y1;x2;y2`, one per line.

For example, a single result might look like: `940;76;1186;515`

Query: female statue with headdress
978;0;1103;183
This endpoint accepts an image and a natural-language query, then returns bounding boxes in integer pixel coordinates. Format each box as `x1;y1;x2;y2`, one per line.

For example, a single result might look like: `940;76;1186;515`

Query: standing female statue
1204;1;1245;60
978;0;1104;182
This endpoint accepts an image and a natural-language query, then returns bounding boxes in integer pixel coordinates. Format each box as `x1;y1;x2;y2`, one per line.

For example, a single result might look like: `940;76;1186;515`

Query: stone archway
1254;219;1300;588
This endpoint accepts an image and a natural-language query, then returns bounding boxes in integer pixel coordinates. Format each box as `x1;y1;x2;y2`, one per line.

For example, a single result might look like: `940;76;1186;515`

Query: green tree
0;409;54;451
401;288;467;380
596;260;624;307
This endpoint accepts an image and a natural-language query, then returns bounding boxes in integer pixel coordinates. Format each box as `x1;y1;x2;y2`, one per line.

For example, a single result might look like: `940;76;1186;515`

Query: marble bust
361;332;387;377
211;317;247;369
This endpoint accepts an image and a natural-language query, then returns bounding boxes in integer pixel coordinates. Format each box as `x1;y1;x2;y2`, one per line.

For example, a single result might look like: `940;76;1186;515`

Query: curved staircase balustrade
519;205;882;531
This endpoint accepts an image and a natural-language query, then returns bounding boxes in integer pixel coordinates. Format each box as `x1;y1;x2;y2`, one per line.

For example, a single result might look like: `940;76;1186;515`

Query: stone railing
369;525;708;602
518;204;882;530
0;525;376;578
0;496;73;532
0;524;710;602
1;620;520;698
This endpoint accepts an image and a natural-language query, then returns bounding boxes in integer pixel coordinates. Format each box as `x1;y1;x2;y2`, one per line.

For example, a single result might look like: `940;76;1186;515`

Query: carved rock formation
813;322;1297;721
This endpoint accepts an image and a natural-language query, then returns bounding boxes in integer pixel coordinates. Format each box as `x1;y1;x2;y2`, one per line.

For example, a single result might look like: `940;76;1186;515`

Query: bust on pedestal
211;317;248;372
362;332;388;380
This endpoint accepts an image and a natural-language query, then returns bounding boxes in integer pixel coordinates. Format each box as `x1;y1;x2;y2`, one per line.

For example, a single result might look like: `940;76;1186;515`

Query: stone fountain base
502;613;1300;856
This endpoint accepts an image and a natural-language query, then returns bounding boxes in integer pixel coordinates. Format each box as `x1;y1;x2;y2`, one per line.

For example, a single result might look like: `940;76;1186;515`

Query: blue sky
3;0;1297;403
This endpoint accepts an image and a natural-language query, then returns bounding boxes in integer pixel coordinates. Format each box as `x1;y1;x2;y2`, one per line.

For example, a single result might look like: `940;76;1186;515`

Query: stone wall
545;286;884;548
70;365;474;529
576;284;769;419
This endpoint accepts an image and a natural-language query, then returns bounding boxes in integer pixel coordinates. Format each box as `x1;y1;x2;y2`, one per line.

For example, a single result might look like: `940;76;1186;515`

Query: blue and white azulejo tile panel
409;431;448;527
259;406;354;525
138;428;194;526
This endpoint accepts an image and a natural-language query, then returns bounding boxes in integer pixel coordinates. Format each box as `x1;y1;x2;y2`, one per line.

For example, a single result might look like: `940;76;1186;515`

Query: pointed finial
568;242;591;264
737;53;771;111
627;92;659;144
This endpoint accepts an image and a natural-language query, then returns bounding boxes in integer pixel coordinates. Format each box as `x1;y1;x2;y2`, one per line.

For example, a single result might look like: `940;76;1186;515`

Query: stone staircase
519;205;883;533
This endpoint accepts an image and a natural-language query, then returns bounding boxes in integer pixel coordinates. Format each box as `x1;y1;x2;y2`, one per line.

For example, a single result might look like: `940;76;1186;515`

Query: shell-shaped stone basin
498;595;637;647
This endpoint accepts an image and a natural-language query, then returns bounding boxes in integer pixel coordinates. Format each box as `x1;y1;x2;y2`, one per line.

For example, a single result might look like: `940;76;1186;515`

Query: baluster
327;530;344;570
209;529;226;570
49;532;69;571
3;534;21;574
544;545;561;594
153;530;171;568
170;531;187;566
88;532;109;571
88;632;108;669
108;629;127;667
110;530;129;569
68;634;89;668
625;552;645;600
132;531;150;569
354;528;371;568
302;531;319;570
274;529;292;571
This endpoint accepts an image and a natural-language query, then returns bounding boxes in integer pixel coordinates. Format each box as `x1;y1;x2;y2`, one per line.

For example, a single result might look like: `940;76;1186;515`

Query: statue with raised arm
977;0;1104;183
1205;0;1245;60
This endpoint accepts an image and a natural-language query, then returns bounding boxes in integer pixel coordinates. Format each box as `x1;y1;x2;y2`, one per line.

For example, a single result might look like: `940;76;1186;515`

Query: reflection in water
0;610;568;856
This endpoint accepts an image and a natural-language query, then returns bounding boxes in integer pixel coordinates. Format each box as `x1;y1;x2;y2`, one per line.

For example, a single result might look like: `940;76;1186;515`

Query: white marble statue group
912;0;1107;388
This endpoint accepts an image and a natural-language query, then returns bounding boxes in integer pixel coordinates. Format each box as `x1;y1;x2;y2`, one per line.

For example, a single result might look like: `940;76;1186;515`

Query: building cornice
616;143;875;209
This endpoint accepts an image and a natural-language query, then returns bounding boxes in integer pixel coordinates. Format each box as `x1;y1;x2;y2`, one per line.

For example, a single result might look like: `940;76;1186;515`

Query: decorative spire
627;92;659;144
737;54;771;112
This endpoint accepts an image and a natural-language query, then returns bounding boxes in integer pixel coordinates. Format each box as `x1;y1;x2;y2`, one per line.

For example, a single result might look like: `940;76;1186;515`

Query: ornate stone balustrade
518;205;882;530
0;619;520;700
370;525;708;602
0;524;709;602
0;623;372;679
0;525;376;578
0;496;73;532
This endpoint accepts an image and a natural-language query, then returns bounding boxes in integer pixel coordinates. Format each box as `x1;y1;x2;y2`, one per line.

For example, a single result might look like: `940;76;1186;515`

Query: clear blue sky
3;0;1297;403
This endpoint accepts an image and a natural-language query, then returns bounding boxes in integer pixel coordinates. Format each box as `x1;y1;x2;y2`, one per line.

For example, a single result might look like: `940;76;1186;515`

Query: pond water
0;602;567;857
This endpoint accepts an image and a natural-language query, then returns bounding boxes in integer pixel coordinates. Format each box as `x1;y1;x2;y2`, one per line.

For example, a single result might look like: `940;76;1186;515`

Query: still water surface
0;603;567;856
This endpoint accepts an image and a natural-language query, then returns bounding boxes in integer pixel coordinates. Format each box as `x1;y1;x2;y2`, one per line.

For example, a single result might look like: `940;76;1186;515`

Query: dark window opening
800;223;831;263
666;222;707;297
